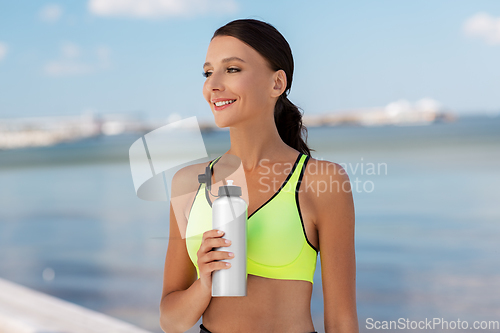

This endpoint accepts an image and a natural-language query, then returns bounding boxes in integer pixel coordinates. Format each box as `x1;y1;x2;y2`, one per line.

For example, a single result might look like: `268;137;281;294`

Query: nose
204;71;225;93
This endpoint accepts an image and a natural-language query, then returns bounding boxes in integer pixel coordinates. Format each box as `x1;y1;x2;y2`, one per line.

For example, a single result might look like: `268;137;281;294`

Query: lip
212;98;237;111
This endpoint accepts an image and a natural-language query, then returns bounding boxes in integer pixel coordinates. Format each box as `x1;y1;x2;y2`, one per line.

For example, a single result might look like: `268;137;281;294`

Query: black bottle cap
218;180;242;197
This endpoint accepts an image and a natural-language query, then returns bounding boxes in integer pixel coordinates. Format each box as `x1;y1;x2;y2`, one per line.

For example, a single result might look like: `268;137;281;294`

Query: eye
202;67;240;79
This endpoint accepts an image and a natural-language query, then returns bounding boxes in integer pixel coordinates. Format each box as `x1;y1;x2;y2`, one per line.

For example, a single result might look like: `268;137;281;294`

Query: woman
160;19;358;333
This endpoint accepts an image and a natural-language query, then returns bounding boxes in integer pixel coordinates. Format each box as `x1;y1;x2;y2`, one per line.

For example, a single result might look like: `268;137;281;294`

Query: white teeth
215;100;235;107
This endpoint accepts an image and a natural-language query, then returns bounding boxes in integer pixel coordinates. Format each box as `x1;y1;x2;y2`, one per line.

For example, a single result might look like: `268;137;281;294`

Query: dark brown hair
212;18;314;156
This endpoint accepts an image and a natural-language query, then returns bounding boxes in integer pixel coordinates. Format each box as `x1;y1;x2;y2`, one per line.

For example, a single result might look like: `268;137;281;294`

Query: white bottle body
212;195;248;297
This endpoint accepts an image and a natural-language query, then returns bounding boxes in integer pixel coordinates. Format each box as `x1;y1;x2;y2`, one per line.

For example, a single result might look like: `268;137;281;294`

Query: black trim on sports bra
247;152;302;219
189;153;303;218
296;155;319;253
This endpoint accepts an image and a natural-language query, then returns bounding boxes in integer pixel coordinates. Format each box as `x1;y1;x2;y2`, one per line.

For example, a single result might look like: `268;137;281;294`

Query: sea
0;114;499;333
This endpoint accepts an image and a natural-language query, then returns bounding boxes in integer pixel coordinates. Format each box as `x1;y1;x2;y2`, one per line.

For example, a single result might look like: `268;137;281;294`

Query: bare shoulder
302;157;353;225
303;156;350;186
170;159;213;225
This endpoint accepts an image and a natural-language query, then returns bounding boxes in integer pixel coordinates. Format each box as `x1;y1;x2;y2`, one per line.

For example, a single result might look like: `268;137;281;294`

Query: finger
208;261;231;272
207;249;234;261
204;229;224;241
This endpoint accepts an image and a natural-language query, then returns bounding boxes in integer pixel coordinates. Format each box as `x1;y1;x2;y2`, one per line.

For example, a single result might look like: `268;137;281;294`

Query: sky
0;0;499;122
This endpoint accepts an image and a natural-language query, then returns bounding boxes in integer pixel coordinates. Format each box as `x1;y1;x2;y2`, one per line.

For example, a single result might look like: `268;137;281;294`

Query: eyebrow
203;57;246;69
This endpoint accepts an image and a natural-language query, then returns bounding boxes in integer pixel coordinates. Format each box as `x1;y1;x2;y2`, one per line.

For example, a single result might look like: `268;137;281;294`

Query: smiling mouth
214;99;236;107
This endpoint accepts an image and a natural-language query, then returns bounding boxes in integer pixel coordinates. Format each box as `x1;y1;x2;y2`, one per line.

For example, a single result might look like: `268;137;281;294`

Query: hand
197;229;234;292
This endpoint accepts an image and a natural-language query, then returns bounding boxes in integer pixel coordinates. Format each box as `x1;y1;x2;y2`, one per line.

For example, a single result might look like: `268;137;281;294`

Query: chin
214;118;233;129
213;112;241;129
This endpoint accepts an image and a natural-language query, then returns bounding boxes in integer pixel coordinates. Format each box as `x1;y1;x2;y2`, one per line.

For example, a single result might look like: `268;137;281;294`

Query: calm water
0;115;499;332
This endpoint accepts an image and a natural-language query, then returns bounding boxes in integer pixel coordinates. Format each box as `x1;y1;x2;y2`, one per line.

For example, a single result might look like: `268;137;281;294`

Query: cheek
246;79;270;108
202;82;210;102
235;74;266;104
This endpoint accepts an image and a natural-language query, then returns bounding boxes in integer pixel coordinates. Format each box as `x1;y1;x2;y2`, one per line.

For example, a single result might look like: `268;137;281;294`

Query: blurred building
302;98;457;127
0;112;146;150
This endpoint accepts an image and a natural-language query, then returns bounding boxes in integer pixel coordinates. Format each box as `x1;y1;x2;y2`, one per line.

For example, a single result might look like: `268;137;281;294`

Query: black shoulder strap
205;155;223;207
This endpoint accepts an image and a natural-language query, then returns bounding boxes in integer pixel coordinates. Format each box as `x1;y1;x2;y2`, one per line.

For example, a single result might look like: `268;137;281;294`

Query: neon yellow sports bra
185;153;319;284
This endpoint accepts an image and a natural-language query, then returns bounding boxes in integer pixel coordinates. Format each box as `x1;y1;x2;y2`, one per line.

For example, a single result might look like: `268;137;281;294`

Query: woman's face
202;35;285;128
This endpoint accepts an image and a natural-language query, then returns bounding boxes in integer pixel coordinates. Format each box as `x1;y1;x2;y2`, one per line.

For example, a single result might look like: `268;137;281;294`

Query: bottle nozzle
218;179;241;196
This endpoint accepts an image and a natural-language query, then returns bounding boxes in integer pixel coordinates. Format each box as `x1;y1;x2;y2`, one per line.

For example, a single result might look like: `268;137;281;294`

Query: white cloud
44;42;111;76
0;42;7;61
463;12;500;45
88;0;238;19
39;4;63;23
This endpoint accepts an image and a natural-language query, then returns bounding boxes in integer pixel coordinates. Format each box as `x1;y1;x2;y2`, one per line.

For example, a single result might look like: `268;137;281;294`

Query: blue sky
0;0;499;122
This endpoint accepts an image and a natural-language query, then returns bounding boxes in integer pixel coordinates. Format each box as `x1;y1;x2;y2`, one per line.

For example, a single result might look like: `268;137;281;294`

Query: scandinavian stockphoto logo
254;157;387;196
127;117;384;239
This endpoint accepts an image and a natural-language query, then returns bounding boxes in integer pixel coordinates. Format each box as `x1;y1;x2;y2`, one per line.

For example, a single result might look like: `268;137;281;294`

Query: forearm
160;278;212;333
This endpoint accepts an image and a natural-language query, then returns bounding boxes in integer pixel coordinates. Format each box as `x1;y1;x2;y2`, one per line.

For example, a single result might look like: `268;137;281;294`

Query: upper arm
314;161;358;332
160;168;199;301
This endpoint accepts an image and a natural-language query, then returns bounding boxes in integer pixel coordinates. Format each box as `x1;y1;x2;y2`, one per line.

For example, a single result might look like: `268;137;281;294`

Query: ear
270;69;287;98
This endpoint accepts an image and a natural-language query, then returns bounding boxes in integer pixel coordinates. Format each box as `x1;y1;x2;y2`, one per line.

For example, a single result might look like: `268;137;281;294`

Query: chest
243;167;319;253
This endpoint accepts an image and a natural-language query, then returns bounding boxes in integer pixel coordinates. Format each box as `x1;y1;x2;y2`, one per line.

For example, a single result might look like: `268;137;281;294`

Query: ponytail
274;94;314;156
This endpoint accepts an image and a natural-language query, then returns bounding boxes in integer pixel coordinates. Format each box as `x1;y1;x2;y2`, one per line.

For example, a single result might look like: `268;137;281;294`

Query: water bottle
212;179;248;297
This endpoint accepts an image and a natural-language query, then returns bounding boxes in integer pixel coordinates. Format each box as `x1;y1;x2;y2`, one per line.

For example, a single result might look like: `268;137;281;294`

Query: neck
225;112;296;172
